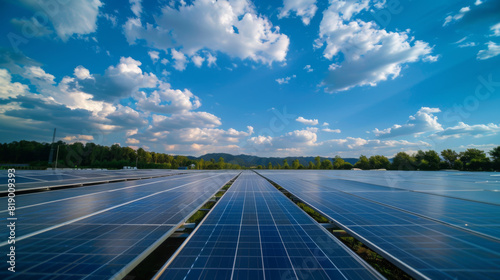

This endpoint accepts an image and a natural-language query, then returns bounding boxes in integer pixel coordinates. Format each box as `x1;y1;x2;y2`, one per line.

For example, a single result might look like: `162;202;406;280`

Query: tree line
259;148;500;171
0;140;242;170
0;140;499;171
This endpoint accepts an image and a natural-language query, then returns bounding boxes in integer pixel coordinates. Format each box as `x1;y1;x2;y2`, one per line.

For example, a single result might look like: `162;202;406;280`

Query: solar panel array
257;170;500;280
0;169;187;193
155;171;383;280
0;171;238;279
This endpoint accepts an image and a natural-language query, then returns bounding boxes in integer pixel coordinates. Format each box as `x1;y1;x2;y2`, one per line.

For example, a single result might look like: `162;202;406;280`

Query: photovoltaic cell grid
0;173;215;237
258;171;500;280
314;170;500;205
281;173;500;238
0;169;189;192
155;171;383;280
0;171;238;279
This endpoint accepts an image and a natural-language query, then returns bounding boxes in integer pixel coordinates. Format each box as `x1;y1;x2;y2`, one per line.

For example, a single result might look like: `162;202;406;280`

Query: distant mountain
188;153;359;167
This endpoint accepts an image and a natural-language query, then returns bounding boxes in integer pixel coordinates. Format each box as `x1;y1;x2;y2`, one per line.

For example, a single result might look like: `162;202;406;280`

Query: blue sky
0;0;499;157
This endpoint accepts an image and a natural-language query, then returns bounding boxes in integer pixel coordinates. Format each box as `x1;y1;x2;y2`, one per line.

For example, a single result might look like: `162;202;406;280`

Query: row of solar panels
0;171;238;279
0;169;190;194
256;170;500;280
2;169;499;279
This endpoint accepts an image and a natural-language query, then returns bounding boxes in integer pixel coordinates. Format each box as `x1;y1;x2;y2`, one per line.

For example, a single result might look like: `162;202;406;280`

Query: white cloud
475;0;483;6
477;42;500;60
296;116;319;126
279;0;318;25
276;74;296;84
433;122;500;139
152;111;221;131
123;0;289;65
74;66;94;80
160;58;169;65
126;128;138;137
247;127;431;157
0;69;29;99
19;0;103;41
130;0;142;17
443;6;470;26
78;57;158;101
322;128;341;133
62;134;94;143
317;1;433;93
136;82;201;114
192;55;205;67
171;49;187;71
126;138;140;144
373;107;443;138
206;53;217;67
322;122;329;126
148;50;160;63
490;23;500;37
304;65;313;72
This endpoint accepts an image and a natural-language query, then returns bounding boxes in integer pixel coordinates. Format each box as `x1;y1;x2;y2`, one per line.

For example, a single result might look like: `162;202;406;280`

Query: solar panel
0;169;189;193
258;171;500;280
0;171;238;279
154;171;383;280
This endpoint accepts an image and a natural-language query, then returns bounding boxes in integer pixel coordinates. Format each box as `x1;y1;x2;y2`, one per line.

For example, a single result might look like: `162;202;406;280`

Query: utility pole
48;128;56;168
54;145;60;169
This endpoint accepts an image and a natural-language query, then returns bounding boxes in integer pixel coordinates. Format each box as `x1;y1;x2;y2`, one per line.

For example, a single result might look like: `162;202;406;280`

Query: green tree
441;149;458;169
308;161;315;169
218;157;225;169
283;159;290;169
320;159;333;169
391;152;415;170
460;148;490;171
342;162;353;169
268;162;273;169
489;146;500;171
369;155;390;169
315;156;321;169
354;155;370;170
292;159;300;169
333;156;345;169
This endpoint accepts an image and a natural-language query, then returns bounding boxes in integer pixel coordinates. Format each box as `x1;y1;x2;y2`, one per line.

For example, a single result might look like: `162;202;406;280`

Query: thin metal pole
55;145;60;169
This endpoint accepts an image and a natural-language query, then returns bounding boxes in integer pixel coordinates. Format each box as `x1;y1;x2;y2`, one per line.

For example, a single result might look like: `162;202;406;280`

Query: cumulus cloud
78;57;158;101
322;128;341;133
247;127;431;157
18;0;103;41
171;49;187;71
62;134;94;143
130;0;142;17
296;116;319;125
443;6;470;26
126;138;140;144
432;122;500;139
0;69;29;99
123;0;289;65
148;50;160;63
74;66;94;80
490;23;500;37
136;82;201;114
276;74;296;84
373;107;443;138
304;65;313;72
151;112;222;131
317;1;433;93
477;41;500;60
279;0;318;25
